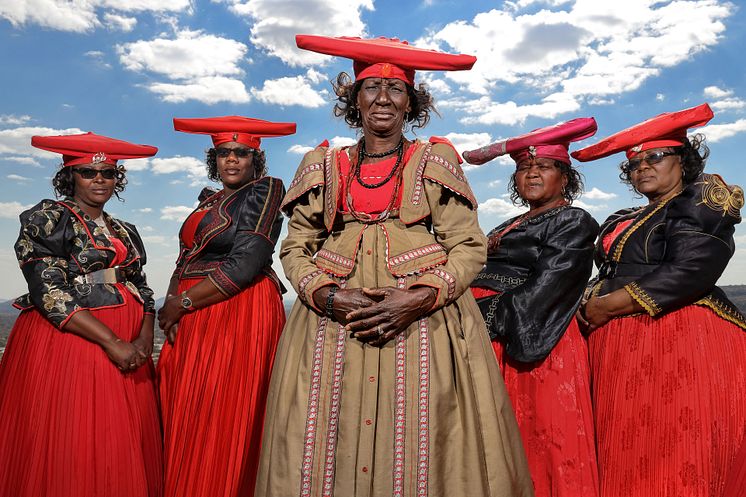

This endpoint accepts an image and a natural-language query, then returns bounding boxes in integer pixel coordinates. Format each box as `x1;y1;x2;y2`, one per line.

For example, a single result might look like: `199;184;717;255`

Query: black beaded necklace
354;137;404;189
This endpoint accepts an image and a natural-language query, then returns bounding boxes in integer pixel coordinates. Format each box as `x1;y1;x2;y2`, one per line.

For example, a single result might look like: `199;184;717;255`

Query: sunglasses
624;151;678;173
215;147;253;158
72;167;118;180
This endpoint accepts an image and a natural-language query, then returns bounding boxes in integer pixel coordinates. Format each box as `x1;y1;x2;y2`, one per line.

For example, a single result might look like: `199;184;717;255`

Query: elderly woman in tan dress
256;35;533;497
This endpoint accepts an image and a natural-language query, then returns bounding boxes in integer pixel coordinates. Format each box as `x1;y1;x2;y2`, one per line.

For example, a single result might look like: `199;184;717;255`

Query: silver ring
377;325;384;336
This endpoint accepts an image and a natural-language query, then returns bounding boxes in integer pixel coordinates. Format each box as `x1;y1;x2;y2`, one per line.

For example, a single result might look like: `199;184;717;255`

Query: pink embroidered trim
300;315;329;497
288;162;323;191
411;144;433;205
417;318;430;497
428;268;456;302
298;269;323;303
427;154;465;182
316;249;354;269
322;280;347;497
389;244;445;268
393;277;407;497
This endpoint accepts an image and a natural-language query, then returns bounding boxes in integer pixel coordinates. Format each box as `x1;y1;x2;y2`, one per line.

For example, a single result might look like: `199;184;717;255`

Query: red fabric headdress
571;103;713;161
295;35;477;85
173;116;297;149
31;132;158;167
462;118;598;166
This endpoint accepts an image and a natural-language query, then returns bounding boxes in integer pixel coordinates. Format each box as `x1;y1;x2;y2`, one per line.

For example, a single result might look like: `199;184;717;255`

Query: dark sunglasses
215;147;252;158
72;167;118;180
624;151;678;173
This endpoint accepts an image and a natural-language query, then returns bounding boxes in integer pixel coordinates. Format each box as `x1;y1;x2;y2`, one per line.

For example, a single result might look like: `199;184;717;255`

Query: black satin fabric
594;172;744;319
472;205;599;362
174;176;285;296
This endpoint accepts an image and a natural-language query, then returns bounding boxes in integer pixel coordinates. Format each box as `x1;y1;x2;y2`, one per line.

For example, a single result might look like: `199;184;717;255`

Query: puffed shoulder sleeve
14;199;80;327
207;176;286;297
409;142;486;309
624;173;743;315
120;221;156;315
281;146;327;216
491;208;598;362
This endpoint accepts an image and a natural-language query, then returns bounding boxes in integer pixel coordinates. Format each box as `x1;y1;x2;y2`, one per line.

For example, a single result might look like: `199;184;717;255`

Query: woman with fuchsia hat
255;35;532;497
464;118;601;497
157;116;294;497
0;132;162;497
573;103;746;497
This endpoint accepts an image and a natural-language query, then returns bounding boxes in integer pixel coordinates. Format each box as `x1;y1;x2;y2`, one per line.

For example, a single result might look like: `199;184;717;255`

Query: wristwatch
180;291;196;311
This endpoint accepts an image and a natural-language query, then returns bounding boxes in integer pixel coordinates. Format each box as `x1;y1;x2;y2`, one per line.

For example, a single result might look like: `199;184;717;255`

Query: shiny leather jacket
472;206;599;362
13;199;154;327
173;176;285;296
592;172;745;329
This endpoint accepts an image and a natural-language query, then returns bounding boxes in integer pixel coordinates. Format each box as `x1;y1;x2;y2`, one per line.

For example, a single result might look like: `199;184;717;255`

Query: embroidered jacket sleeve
119;221;156;314
410;142;486;309
625;173;743;316
280;148;337;312
491;209;598;362
14;200;81;328
208;176;286;297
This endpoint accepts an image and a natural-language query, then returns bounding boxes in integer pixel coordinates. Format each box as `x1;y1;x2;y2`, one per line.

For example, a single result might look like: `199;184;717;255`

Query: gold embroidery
612;195;679;261
695;295;746;330
697;174;744;218
42;288;73;313
624;282;662;316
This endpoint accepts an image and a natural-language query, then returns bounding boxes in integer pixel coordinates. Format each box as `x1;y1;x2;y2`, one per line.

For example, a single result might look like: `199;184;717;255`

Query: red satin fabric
158;275;285;497
0;285;163;497
590;307;746;497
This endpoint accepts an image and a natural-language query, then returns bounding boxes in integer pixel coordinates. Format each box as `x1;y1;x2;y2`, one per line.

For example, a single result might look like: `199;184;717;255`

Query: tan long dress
256;139;533;497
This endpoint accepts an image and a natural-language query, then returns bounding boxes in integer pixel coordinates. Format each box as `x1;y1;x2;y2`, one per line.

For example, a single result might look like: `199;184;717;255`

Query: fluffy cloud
582;187;617;200
703;85;732;99
0;201;34;219
700;119;746;142
0;125;84;161
3;156;41;166
703;86;745;112
160;205;195;222
103;13;137;32
252;75;326;107
148;76;251;104
288;144;314;155
0;114;31;126
221;0;373;67
421;1;734;125
7;174;31;182
478;197;524;218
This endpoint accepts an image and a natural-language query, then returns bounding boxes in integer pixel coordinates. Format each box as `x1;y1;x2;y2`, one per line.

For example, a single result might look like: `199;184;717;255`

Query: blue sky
1;0;745;301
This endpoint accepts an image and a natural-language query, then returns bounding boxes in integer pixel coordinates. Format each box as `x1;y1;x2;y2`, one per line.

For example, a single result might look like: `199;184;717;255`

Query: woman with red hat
0;132;162;497
573;103;746;497
464;118;601;497
156;116;294;497
256;36;533;497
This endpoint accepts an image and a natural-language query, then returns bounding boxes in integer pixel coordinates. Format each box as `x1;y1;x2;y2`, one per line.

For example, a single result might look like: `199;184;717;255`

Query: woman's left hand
581;295;613;332
345;286;437;347
131;314;155;360
158;295;186;335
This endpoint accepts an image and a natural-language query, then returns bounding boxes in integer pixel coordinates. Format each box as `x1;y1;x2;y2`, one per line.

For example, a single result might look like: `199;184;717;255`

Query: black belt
598;261;657;280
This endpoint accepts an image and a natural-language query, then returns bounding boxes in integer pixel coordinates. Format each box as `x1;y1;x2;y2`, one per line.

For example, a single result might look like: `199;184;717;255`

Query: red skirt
589;305;746;497
158;275;285;497
493;319;599;497
0;285;163;497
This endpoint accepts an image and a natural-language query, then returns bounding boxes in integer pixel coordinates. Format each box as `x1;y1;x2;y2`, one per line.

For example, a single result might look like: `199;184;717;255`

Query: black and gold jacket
173;176;285;296
472;206;599;362
13;199;155;328
592;172;745;329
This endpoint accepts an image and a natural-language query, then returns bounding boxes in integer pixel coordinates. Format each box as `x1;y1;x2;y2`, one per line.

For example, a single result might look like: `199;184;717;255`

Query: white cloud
141;235;170;245
478;197;525;218
703;85;733;99
699;119;746;143
252;75;326;108
329;136;357;148
710;97;746;112
121;158;151;171
572;198;606;212
138;209;153;214
148;76;251;104
7;174;31;182
3;156;41;166
145;156;208;185
656;93;665;101
221;0;373;67
582;187;617;200
0;114;31;126
103;12;137;32
161;205;194;222
288;144;314;155
0;201;33;219
0;125;85;160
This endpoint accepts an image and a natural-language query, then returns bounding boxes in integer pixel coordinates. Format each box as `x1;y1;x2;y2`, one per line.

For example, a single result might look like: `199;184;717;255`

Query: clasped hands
314;286;437;347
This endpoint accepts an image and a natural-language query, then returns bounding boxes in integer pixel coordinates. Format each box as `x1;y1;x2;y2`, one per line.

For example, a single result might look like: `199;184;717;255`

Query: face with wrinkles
356;77;411;137
514;157;567;210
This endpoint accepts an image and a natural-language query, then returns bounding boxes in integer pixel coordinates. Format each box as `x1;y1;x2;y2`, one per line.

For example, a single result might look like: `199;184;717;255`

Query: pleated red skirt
493;319;600;497
158;275;285;497
0;285;163;497
589;305;746;497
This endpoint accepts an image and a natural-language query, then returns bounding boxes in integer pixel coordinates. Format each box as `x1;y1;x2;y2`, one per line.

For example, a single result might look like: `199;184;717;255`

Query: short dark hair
205;147;267;182
508;160;585;207
331;72;436;131
52;164;127;200
619;133;709;194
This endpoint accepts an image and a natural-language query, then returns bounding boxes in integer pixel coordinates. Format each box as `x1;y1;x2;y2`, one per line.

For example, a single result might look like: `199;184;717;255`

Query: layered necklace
345;136;407;223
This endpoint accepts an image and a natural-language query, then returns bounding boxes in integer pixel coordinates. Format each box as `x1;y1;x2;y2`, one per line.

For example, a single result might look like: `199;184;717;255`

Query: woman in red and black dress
157;116;294;497
465;119;600;497
0;132;162;497
573;103;746;497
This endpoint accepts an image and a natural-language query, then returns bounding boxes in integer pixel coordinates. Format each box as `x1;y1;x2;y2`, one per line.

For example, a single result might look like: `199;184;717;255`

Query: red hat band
63;152;119;167
354;61;415;86
211;132;262;149
510;144;572;165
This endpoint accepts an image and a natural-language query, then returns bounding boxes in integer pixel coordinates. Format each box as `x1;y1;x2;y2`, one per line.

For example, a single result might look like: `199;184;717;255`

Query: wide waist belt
598;261;657;280
74;267;126;285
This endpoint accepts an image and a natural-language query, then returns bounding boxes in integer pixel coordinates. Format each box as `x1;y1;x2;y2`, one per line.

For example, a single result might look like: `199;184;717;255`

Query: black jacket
472;205;599;362
13;199;155;327
173;176;285;296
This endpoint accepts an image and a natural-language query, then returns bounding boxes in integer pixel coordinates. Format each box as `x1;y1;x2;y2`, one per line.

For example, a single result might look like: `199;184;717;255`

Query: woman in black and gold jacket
573;104;746;497
0;132;162;497
156;116;294;497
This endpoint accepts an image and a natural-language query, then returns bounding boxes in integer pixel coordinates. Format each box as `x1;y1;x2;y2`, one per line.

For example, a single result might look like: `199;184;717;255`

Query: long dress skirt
0;284;163;497
589;305;746;497
158;275;285;497
493;319;599;497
